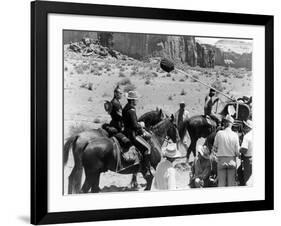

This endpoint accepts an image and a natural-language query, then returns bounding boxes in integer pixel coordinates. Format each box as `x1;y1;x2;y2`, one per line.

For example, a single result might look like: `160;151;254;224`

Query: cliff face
63;31;252;69
113;34;198;66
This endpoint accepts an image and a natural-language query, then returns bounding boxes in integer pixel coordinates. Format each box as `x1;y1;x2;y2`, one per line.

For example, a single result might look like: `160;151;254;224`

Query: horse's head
151;114;179;144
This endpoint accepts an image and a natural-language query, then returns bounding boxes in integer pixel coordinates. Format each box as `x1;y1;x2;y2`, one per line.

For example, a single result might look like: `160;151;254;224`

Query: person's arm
184;110;190;120
212;97;219;105
240;134;248;155
167;168;177;190
204;96;210;109
112;100;122;119
128;109;142;132
234;134;240;157
212;133;219;153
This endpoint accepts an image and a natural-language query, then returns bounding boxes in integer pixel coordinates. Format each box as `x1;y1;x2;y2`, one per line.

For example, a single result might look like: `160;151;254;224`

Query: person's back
153;159;176;190
214;128;239;157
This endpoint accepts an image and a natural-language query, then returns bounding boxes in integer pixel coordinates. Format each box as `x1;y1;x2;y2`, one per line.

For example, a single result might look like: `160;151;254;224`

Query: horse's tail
63;135;79;166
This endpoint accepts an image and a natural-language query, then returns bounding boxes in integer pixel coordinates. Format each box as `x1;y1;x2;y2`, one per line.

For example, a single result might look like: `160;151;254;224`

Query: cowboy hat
125;90;139;100
163;143;182;159
197;145;210;160
224;114;234;124
179;100;185;105
243;119;253;129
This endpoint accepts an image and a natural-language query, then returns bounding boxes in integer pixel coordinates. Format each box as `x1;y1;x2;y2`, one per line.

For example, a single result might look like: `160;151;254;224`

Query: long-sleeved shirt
151;159;177;190
109;97;123;131
122;103;142;139
213;127;240;157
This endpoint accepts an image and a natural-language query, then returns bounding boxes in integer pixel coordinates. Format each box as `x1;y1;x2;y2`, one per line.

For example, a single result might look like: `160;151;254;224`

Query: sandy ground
63;49;252;194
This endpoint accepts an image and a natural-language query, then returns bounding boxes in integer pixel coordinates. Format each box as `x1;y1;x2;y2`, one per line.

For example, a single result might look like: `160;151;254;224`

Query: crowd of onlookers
152;114;252;190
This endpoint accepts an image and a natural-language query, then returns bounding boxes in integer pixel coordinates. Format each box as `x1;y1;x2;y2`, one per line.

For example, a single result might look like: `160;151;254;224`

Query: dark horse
63;109;168;194
178;115;217;161
80;116;178;193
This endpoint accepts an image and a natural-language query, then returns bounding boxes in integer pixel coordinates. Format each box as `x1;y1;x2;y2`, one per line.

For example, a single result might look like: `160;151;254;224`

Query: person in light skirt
151;143;182;190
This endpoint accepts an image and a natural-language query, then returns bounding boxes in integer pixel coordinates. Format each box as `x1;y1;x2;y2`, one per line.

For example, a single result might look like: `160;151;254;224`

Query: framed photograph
31;1;274;224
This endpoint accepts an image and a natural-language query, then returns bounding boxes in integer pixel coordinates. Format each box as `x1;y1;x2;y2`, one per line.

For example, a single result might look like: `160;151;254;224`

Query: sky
195;37;253;45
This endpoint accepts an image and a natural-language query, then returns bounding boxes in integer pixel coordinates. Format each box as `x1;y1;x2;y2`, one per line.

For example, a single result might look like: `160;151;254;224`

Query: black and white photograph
63;30;254;194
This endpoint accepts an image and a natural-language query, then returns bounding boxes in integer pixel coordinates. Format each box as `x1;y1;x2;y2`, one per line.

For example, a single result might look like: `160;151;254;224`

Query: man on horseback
122;90;153;177
204;88;220;126
109;85;123;132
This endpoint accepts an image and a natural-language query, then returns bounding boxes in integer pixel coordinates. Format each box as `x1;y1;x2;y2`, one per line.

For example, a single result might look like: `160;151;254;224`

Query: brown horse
64;109;169;194
80;116;178;193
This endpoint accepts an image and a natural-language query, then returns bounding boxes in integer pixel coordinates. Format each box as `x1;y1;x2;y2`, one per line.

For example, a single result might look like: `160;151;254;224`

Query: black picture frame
31;0;274;224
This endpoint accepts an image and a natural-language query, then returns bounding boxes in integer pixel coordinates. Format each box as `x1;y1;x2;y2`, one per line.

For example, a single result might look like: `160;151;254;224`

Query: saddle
203;115;220;127
111;137;141;174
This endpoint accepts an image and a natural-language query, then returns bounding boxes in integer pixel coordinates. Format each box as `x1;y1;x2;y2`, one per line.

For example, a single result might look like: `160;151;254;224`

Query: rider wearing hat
122;90;153;177
204;88;220;126
109;85;123;132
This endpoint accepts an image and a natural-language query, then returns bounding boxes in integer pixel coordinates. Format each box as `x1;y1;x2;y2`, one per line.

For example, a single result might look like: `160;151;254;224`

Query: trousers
217;156;237;187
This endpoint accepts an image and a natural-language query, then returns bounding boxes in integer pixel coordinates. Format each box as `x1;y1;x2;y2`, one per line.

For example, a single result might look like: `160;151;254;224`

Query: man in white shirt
240;120;253;185
174;101;190;128
151;143;182;190
212;115;240;187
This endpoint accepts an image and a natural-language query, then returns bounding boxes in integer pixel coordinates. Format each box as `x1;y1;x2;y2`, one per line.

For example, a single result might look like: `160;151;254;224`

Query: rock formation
64;31;252;70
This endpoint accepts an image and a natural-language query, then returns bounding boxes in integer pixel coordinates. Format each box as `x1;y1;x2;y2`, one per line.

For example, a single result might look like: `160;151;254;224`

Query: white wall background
0;0;279;225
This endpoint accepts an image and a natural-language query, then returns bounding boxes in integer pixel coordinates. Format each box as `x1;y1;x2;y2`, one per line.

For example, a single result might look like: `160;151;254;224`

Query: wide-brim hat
243;119;253;129
125;91;139;100
163;143;182;159
224;114;234;124
197;145;210;160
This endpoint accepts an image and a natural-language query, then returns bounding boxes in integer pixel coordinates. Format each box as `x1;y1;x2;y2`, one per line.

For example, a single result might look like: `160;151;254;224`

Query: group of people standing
106;85;253;190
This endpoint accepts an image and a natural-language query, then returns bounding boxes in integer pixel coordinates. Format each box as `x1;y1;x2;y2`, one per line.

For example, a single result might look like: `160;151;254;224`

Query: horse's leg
187;137;197;163
68;165;83;194
68;144;84;194
130;173;138;188
89;172;101;193
142;171;153;190
81;178;91;193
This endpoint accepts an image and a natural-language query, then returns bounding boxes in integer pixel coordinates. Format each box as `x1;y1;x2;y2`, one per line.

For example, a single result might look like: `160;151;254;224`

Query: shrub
168;95;173;101
179;78;185;82
145;78;151;85
93;118;101;123
180;89;187;95
118;78;131;86
68;123;92;137
211;79;224;92
102;92;110;97
119;71;126;77
166;73;171;77
123;84;136;93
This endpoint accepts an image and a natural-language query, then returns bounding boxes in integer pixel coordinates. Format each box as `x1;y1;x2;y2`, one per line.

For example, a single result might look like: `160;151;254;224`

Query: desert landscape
63;31;253;194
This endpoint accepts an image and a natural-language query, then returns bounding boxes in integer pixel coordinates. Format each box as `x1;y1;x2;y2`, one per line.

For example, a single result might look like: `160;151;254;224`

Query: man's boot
143;154;154;178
